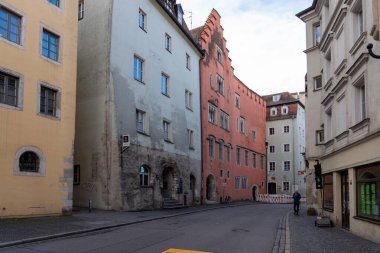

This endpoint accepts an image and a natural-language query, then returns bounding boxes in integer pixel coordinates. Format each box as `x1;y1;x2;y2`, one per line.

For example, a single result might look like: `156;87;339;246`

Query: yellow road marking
162;249;211;253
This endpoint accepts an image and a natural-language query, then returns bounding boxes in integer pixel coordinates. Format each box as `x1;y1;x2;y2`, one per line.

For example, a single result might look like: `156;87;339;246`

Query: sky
180;0;313;96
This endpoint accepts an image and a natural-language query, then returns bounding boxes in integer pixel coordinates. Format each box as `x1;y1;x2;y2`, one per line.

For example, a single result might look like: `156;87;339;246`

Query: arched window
19;152;40;173
139;165;150;186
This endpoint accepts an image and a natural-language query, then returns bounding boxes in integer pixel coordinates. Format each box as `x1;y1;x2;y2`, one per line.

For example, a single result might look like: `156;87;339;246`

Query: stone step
163;198;186;209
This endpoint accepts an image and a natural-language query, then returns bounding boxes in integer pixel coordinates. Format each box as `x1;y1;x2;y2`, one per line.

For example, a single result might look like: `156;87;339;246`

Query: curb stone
0;202;256;249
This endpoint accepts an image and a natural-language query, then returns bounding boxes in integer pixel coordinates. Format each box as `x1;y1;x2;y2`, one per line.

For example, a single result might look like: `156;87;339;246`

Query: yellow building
0;0;77;217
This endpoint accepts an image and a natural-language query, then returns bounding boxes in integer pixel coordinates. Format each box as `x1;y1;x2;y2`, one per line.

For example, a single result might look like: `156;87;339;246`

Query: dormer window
273;95;280;102
270;108;277;116
281;106;288;115
163;0;174;13
176;4;184;25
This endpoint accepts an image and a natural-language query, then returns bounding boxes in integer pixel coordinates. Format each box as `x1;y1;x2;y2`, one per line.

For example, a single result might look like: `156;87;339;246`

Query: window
235;176;241;189
227;170;230;178
208;136;215;158
134;55;144;82
188;129;194;149
316;130;325;144
0;6;21;45
269;162;276;171
139;9;147;31
217;75;224;95
161;73;169;96
273;95;280;102
352;0;363;39
356;164;380;221
220;169;224;178
284;161;291;171
270;108;277;116
284;144;290;152
284;126;290;133
336;95;347;135
216;45;223;64
0;72;18;107
281;106;288;115
185;90;193;110
139;165;150;187
218;140;224;160
252;130;256;140
269;128;275;135
260;155;264;169
74;165;80;185
325;108;332;140
165;33;171;52
324;49;332;80
252;153;257;168
236;147;241;166
314;76;322;90
186;53;191;70
313;23;321;46
163;120;171;141
78;0;84;20
269;145;275;153
208;103;217;124
19;152;40;173
238;117;246;134
242;176;248;189
226;144;231;163
42;29;59;61
323;173;334;210
40;86;58;117
220;110;229;131
136;110;147;134
283;182;290;192
235;93;240;108
209;74;213;88
354;77;366;123
335;28;346;68
49;0;60;7
244;150;249;167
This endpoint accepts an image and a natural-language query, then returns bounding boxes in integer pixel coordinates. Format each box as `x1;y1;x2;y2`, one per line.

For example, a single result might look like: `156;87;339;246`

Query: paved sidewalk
289;207;380;253
0;202;254;248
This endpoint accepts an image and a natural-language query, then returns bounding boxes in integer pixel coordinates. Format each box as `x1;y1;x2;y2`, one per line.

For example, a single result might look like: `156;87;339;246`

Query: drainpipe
199;50;206;205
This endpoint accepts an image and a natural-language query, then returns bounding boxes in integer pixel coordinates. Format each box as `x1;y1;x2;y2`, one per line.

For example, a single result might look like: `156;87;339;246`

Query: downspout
105;0;115;210
199;50;205;204
292;108;297;194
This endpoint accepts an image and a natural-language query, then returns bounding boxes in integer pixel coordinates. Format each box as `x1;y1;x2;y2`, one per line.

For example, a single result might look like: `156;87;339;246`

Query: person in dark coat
292;190;302;215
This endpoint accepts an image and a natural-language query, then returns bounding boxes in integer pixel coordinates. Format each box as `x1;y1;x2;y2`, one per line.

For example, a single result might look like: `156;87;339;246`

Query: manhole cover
232;228;250;233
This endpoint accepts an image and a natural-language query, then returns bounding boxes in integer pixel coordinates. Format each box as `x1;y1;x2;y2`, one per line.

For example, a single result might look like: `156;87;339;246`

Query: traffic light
314;163;323;189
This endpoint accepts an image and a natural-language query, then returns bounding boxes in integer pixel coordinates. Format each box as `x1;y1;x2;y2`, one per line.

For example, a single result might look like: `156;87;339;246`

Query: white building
74;0;204;210
297;0;380;243
263;92;306;197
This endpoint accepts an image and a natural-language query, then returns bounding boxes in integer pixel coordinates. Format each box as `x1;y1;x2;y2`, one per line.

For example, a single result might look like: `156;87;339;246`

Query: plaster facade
74;0;203;210
191;10;267;203
264;93;306;197
0;0;78;217
298;0;380;243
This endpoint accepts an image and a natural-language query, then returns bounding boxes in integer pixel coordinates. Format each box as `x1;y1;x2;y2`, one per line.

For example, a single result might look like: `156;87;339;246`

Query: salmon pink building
191;9;267;203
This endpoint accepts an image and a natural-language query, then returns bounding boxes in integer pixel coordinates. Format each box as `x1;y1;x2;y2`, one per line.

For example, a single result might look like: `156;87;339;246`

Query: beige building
0;0;78;217
297;0;380;244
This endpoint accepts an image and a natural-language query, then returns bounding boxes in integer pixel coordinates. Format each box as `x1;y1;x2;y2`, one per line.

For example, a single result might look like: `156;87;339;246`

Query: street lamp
367;43;380;59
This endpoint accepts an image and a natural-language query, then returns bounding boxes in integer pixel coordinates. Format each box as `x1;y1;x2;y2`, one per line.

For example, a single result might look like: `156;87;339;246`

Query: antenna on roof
184;10;193;29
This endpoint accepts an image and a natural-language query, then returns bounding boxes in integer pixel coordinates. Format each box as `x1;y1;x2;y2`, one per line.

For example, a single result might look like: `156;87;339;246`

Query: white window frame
284;125;290;133
186;53;191;70
235;93;240;108
314;75;322;90
136;109;148;134
281;106;288;115
165;33;172;52
283;161;291;171
283;144;291;152
139;8;147;31
78;0;84;20
269;145;275;153
269;162;276;172
161;72;170;97
188;129;194;149
283;181;290;192
270;107;277;116
208;103;217;125
185;90;193;110
269;127;275;135
163;120;172;142
216;74;224;95
220;110;230;131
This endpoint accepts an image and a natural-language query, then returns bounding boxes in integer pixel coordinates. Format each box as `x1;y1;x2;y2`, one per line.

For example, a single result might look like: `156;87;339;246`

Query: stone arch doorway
190;174;196;204
162;167;176;198
252;186;258;201
206;174;216;201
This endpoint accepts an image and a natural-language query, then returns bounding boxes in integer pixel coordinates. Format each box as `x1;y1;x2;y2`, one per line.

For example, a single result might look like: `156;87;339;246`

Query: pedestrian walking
293;190;301;215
